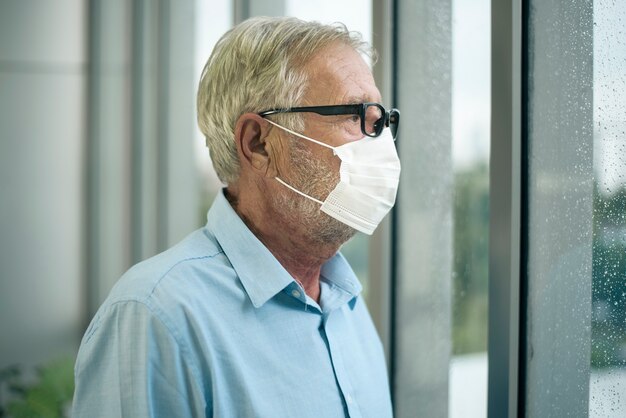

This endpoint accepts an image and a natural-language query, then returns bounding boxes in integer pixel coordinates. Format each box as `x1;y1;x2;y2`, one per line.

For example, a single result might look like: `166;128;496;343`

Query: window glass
449;0;490;416
590;0;626;416
525;0;594;415
393;1;453;415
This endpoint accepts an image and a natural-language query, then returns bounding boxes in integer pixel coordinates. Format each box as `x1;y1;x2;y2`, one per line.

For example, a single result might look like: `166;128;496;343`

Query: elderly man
72;16;400;418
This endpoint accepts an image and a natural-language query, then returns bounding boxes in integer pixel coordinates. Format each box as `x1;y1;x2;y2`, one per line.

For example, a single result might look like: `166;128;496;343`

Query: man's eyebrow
343;96;379;105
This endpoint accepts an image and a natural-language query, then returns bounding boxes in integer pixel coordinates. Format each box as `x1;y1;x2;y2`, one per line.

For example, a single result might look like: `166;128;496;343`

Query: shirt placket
320;309;364;418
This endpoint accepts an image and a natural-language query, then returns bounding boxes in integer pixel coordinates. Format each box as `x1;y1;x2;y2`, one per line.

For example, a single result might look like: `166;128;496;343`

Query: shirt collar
206;189;362;309
207;190;292;308
321;252;362;310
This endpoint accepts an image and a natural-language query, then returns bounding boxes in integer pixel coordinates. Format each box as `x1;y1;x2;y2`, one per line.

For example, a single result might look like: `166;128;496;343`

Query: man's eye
348;115;360;123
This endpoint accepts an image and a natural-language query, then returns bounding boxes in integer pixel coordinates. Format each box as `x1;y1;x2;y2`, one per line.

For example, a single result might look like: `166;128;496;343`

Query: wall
0;0;86;367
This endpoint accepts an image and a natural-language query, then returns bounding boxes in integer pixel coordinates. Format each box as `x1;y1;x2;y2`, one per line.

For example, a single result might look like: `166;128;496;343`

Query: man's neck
226;186;340;303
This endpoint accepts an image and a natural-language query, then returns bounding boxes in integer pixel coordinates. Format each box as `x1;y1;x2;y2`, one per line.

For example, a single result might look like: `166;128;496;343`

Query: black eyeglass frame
258;102;400;140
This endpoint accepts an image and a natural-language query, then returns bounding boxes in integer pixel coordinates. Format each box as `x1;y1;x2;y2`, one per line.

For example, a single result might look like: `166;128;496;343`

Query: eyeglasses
258;102;400;140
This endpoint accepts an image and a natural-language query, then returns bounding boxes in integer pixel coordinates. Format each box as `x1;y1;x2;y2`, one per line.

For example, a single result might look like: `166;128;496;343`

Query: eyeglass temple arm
259;104;363;117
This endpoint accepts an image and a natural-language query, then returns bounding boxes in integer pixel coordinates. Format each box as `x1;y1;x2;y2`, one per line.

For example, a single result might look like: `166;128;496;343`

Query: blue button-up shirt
72;190;393;418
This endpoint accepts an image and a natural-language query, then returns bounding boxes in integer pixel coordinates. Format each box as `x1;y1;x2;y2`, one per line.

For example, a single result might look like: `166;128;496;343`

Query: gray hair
196;16;375;184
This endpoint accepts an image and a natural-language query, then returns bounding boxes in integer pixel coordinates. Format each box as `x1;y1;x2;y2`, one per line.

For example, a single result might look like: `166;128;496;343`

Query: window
450;0;491;416
393;1;454;416
590;0;626;415
524;0;626;416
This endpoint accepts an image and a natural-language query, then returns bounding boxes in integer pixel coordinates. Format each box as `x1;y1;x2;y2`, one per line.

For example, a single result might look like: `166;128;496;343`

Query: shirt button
346;394;353;404
291;289;301;298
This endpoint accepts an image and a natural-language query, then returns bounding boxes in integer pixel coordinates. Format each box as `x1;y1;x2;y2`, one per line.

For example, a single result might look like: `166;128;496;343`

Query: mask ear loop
263;118;333;205
275;178;324;205
263;118;336;153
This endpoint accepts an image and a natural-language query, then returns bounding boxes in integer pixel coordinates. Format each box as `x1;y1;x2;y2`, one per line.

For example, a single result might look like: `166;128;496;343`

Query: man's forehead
303;45;381;105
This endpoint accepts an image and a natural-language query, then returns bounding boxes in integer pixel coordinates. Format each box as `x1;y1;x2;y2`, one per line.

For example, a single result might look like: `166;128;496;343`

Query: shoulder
107;227;229;302
76;226;240;365
85;227;240;340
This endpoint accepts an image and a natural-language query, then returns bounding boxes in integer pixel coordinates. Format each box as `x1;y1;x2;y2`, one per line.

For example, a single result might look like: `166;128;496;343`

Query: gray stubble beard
274;138;357;247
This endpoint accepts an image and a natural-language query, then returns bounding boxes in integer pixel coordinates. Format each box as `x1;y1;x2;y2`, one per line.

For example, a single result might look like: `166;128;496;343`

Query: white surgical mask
266;119;401;235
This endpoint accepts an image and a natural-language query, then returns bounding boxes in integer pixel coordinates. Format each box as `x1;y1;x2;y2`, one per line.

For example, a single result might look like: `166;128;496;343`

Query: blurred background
0;0;624;417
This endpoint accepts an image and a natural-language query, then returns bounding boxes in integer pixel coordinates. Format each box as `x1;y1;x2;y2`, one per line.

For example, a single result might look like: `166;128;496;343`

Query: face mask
265;119;401;235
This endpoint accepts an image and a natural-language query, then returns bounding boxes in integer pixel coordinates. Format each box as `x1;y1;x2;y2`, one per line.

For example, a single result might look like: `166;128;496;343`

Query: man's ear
234;113;282;178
